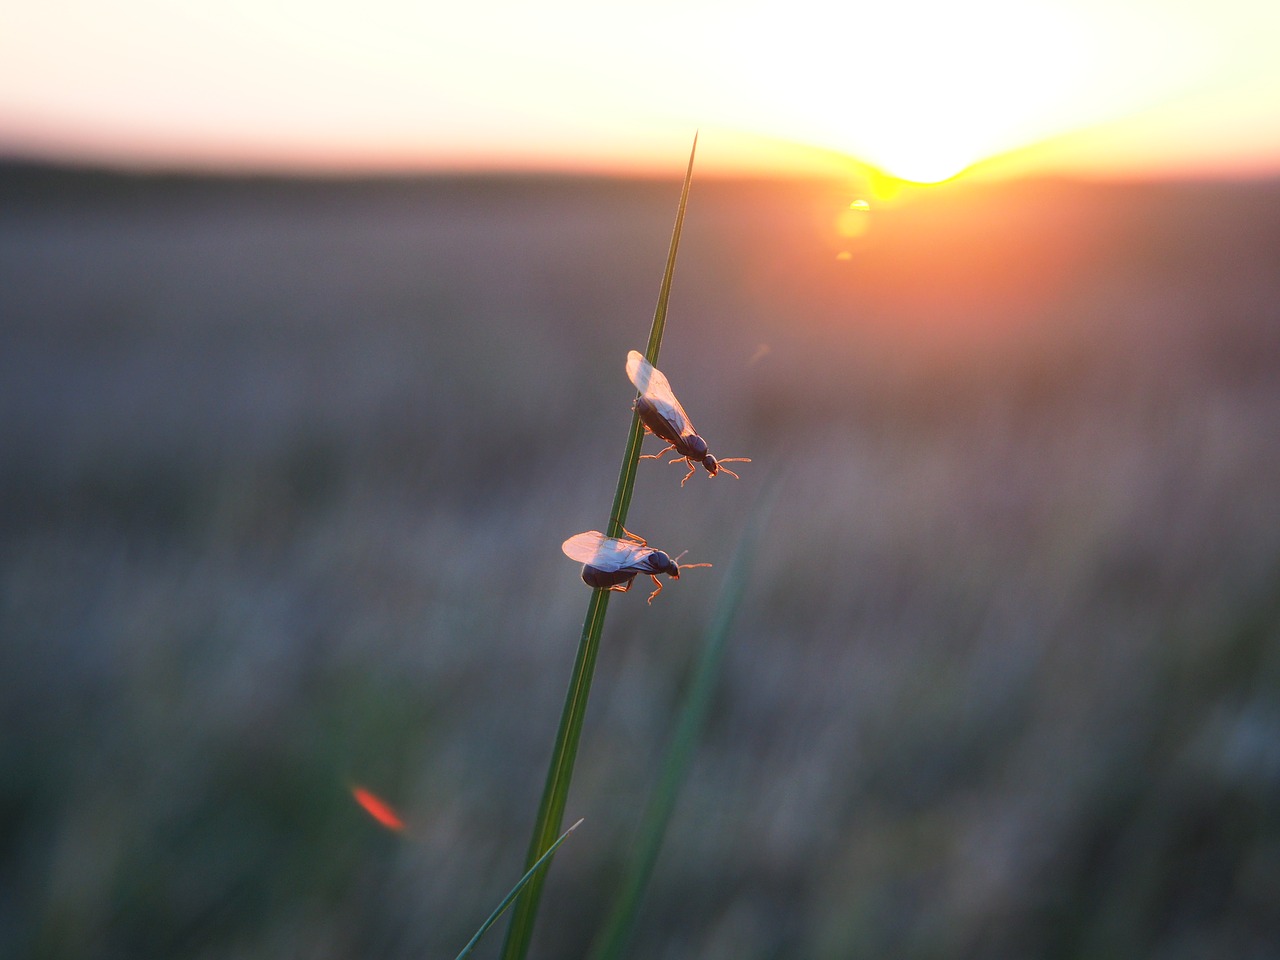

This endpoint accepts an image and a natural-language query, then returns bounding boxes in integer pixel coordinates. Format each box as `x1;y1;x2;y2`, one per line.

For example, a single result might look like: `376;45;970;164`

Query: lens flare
352;785;406;831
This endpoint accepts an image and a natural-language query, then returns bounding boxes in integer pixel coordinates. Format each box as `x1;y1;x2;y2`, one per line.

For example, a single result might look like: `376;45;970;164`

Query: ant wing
625;350;699;443
562;531;650;571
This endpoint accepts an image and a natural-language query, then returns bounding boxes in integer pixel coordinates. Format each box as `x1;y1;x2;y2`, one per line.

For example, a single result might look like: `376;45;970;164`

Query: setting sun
717;1;1086;182
706;0;1214;183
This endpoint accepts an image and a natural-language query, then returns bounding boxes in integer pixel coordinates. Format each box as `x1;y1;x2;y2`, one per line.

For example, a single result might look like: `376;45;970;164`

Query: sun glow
707;0;1206;184
707;1;1090;182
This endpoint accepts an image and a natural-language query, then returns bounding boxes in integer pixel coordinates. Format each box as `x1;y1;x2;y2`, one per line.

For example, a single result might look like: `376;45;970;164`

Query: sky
2;0;1279;183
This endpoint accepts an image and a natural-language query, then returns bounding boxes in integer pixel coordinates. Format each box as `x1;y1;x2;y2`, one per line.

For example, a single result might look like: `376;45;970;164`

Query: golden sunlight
714;0;1112;183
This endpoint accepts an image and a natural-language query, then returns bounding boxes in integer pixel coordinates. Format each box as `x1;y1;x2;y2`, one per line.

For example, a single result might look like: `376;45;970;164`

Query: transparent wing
625;350;698;441
561;530;651;571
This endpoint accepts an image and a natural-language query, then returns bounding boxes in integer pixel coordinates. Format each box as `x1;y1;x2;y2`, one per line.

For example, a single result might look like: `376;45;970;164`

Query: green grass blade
588;475;780;960
607;129;698;540
644;129;697;366
453;819;584;960
497;132;699;960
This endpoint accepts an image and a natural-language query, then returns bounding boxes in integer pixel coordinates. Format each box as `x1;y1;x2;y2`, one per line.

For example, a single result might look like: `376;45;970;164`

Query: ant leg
615;525;647;546
646;575;664;604
640;444;676;461
679;461;697;486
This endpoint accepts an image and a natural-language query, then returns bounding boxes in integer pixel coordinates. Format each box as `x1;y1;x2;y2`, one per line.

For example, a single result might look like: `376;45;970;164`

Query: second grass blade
455;819;584;960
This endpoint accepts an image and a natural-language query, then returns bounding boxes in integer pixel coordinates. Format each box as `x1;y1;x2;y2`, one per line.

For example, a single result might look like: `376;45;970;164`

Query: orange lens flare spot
352;785;406;831
836;207;870;239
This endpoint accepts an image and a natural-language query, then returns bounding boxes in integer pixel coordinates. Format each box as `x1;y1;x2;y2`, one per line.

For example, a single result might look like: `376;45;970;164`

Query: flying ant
562;528;710;604
626;350;750;486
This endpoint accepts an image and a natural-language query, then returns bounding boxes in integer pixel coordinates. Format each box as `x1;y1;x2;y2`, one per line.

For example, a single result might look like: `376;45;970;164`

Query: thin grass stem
497;133;698;960
453;819;584;960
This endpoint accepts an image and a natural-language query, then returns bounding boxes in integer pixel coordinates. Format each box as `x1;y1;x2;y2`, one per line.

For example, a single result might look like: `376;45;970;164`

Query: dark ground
2;161;1279;959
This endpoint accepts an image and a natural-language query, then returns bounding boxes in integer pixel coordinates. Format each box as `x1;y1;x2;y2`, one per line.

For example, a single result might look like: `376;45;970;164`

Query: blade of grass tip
608;129;698;542
588;473;781;960
454;819;585;960
498;132;699;960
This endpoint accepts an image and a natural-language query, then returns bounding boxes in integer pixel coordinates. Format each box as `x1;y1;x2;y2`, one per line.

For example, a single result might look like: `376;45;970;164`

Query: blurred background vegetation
2;163;1278;959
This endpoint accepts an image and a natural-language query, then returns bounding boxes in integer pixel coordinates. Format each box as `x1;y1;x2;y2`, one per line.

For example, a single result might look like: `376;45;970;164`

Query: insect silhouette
626;350;750;486
562;528;711;604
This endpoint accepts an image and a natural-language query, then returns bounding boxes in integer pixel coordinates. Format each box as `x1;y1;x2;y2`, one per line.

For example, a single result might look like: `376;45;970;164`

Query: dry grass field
2;163;1279;958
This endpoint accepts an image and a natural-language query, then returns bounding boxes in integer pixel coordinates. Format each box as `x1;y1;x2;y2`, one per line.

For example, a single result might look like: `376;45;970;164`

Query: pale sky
2;0;1279;182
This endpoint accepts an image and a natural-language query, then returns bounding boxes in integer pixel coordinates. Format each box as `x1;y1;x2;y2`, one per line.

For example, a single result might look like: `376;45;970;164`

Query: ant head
650;550;679;577
705;456;747;479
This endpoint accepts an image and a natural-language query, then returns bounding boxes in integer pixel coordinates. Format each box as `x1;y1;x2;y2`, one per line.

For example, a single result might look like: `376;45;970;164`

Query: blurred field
2;161;1279;959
